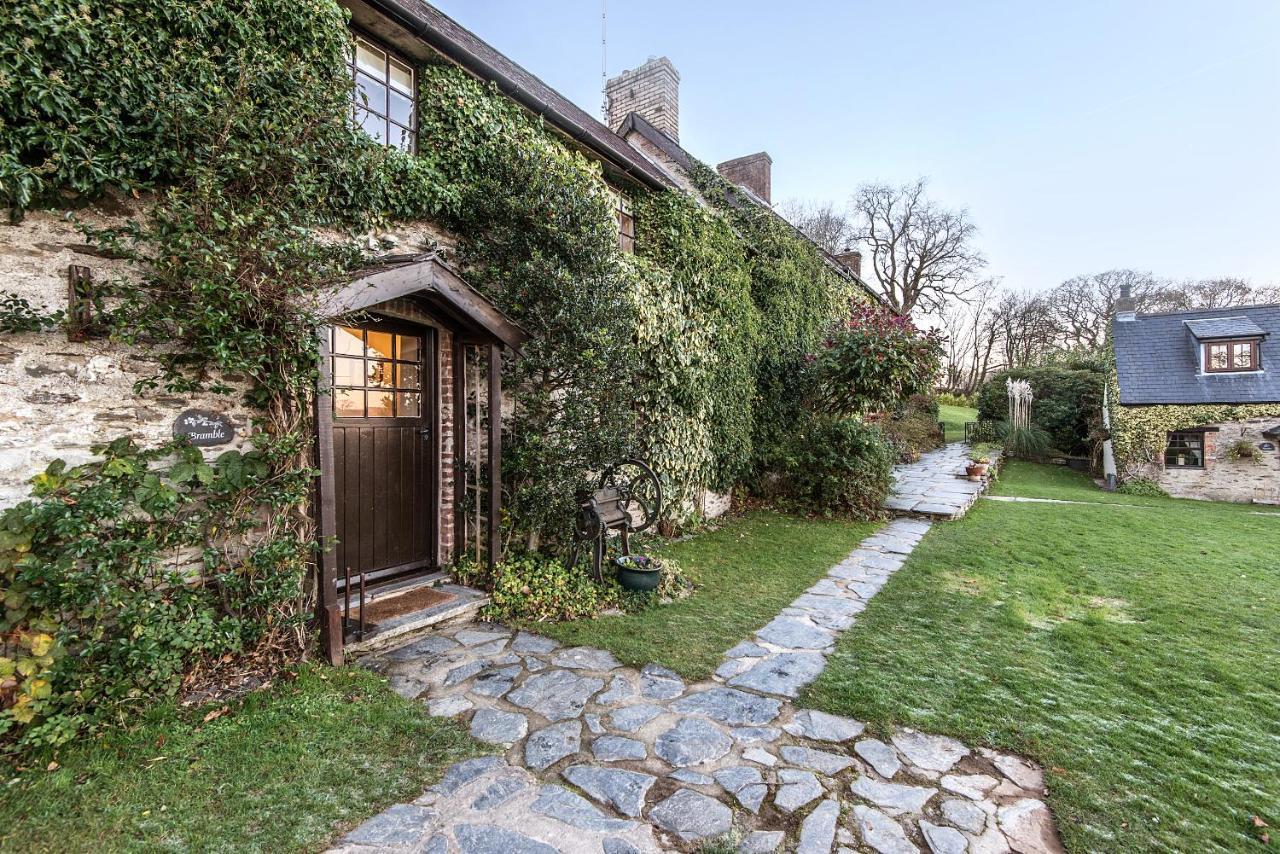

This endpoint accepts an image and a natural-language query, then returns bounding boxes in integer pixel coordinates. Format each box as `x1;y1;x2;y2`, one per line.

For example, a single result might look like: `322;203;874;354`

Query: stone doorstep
344;583;489;656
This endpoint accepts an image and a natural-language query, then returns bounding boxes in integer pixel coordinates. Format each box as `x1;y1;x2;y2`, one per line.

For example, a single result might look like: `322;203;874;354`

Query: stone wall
0;207;254;509
1149;417;1280;504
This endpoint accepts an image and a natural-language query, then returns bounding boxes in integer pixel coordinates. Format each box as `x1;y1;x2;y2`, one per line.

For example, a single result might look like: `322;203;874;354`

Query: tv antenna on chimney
600;0;608;120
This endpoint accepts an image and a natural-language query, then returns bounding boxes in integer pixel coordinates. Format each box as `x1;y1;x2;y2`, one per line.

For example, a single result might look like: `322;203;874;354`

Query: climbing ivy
0;0;894;750
686;163;867;481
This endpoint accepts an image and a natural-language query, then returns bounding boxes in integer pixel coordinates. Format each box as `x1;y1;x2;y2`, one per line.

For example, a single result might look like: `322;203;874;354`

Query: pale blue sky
431;1;1279;291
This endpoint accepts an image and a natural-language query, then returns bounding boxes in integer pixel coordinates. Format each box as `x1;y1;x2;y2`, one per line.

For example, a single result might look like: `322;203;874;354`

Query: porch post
487;344;503;573
314;329;343;665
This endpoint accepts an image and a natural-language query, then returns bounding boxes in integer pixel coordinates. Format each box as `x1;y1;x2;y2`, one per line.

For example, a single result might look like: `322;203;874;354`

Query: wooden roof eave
323;255;528;352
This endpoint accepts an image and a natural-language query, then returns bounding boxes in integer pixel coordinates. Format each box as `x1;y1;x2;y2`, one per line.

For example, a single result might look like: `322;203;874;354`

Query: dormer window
1204;339;1259;373
349;34;416;152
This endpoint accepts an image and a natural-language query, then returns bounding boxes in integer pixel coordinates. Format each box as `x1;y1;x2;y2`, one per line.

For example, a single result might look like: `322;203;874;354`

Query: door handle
419;427;431;440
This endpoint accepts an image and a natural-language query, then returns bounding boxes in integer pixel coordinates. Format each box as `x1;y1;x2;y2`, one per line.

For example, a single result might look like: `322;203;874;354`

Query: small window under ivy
609;187;635;253
1165;432;1205;469
349;33;416;152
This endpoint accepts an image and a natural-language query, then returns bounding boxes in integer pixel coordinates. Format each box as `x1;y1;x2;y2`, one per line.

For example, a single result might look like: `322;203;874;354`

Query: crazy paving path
331;519;1062;854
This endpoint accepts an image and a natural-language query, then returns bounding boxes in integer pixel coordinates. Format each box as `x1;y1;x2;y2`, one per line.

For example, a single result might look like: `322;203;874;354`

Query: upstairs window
1204;339;1259;373
1165;432;1205;469
609;188;635;253
349;34;416;152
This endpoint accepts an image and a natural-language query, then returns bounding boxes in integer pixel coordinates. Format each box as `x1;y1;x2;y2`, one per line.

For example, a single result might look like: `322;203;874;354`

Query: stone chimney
716;152;772;204
605;56;680;142
1115;284;1136;322
835;249;863;278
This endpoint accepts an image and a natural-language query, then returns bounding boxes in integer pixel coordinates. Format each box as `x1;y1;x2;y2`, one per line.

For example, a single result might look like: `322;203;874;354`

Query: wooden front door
330;321;437;583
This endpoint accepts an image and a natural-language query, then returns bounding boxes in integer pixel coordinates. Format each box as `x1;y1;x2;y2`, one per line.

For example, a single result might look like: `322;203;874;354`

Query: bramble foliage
0;438;311;748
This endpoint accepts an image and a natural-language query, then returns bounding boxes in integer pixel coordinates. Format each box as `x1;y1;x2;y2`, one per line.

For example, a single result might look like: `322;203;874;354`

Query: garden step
343;583;489;656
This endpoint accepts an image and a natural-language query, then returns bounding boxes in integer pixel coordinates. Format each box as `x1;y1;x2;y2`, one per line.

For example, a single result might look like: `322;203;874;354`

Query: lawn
0;666;484;853
804;463;1280;852
539;510;881;678
939;402;977;442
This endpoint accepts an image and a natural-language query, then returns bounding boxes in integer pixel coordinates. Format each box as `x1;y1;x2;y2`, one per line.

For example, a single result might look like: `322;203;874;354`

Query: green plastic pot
614;555;661;592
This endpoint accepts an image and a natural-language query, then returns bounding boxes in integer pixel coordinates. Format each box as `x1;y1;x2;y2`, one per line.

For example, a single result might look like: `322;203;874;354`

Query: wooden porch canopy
313;253;527;664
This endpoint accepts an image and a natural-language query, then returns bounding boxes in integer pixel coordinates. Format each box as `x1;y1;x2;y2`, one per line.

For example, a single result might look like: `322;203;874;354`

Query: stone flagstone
654;717;732;767
648;789;733;841
797;799;840;854
563;765;655;818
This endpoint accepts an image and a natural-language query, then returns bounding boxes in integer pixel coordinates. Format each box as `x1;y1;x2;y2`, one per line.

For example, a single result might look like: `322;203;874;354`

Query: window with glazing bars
1164;431;1205;468
349;34;416;152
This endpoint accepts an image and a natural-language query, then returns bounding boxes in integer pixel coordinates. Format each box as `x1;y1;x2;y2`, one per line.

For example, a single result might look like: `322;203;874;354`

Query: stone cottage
1;0;873;663
1108;287;1280;503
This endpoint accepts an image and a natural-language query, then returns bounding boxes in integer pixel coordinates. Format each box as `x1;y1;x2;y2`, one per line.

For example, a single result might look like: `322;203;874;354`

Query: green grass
539;511;881;678
0;666;484;853
939;403;978;443
804;463;1280;852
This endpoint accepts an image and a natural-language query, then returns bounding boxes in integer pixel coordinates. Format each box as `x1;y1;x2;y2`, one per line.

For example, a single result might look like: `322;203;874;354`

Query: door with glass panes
330;321;436;582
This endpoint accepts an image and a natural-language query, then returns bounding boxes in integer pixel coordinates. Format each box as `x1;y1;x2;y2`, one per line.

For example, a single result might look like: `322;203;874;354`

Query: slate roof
1183;316;1266;340
616;112;888;309
1113;304;1280;405
360;0;671;192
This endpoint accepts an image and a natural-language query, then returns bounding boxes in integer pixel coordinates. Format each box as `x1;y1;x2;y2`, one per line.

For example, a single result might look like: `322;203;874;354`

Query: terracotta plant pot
965;464;985;481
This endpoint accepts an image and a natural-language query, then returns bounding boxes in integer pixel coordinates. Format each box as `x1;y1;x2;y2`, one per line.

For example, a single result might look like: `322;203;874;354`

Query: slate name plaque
1260;442;1276;452
173;410;235;447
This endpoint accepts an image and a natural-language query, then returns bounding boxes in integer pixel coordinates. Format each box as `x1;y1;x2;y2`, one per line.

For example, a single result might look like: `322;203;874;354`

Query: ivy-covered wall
1109;373;1280;501
0;0;870;748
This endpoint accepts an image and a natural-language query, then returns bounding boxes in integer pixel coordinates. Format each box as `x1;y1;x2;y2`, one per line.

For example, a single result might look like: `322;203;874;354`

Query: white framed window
349;33;416;152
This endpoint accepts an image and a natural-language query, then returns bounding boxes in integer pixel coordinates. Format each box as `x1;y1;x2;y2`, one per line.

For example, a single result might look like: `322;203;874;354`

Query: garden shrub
455;552;690;623
976;365;1105;455
0;438;306;750
809;303;944;416
937;391;974;408
881;409;944;462
1116;478;1168;497
776;417;895;518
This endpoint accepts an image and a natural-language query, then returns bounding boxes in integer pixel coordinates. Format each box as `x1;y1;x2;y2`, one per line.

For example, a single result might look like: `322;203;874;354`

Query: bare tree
850;178;986;315
1044;269;1163;351
1155;277;1280;310
777;199;852;255
937;278;999;393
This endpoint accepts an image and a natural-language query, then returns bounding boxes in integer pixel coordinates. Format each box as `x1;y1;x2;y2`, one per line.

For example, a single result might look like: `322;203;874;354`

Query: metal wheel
599;458;662;535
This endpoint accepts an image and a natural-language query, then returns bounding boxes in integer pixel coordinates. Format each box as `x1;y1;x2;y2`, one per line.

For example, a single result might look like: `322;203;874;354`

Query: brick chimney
605;56;680;142
716;152;772;204
1115;284;1136;322
835;249;863;278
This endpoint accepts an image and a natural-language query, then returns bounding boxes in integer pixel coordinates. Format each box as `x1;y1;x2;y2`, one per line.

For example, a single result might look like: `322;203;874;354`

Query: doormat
352;585;456;625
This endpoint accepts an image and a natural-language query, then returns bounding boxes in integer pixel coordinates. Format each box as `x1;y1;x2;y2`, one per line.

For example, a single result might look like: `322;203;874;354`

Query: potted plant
614;554;663;592
967;443;995;479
